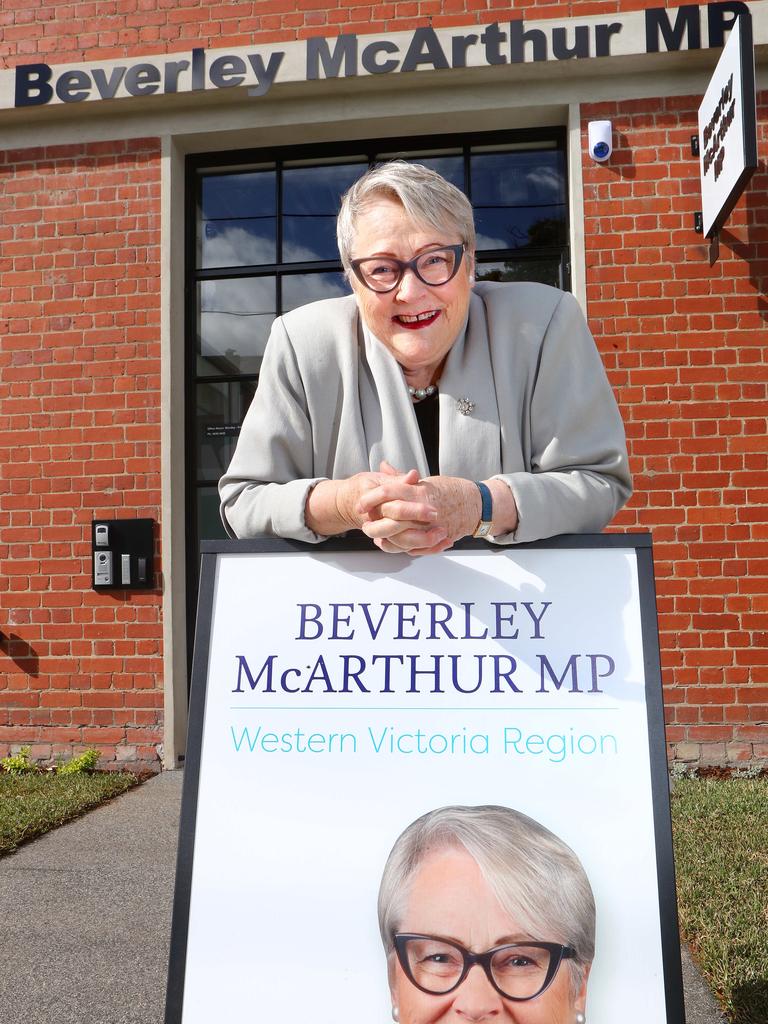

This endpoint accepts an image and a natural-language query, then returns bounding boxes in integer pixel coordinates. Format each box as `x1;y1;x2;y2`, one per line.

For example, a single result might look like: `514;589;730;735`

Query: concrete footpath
0;770;727;1023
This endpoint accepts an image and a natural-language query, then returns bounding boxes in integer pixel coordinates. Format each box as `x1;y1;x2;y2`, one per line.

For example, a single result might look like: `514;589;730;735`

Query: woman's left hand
358;463;482;555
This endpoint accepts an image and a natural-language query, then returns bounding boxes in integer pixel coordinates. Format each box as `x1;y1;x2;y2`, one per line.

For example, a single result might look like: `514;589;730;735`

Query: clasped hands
339;461;483;556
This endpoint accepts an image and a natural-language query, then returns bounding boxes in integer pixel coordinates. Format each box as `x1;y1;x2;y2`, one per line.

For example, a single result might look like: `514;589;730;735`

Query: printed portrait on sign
378;805;594;1024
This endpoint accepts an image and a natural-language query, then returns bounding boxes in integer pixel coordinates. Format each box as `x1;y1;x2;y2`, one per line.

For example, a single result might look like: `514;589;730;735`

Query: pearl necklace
408;383;438;402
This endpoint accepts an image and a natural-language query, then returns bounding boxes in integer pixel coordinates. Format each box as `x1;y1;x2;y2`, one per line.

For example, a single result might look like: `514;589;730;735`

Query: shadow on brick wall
603;128;637;180
0;632;40;678
720;158;768;323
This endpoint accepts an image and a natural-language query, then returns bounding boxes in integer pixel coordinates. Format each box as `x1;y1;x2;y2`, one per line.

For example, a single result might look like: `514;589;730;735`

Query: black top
414;390;440;476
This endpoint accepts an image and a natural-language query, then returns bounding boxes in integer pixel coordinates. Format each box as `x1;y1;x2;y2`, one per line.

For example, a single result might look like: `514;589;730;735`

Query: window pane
471;150;566;251
197;485;229;542
200;170;276;268
282;162;367;263
474;207;567;250
472;150;565;205
282;271;350;312
196;380;258;482
198;277;276;376
476;258;562;289
376;152;464;189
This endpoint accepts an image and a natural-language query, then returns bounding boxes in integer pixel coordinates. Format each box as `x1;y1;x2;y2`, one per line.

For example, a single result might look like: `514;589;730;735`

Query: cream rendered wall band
2;0;767;111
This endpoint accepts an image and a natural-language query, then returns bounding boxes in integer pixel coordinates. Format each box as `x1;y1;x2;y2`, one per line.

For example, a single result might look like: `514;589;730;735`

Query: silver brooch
457;397;475;416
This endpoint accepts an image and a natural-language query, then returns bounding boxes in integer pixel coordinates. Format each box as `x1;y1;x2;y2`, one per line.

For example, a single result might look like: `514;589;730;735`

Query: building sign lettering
5;1;756;109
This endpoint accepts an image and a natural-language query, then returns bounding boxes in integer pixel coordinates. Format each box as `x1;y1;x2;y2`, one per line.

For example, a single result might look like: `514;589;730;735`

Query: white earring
392;1008;399;1022
575;1012;586;1024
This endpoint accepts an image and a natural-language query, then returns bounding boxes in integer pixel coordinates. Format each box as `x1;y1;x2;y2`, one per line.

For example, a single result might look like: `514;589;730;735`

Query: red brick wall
1;4;766;768
0;0;705;61
584;95;768;765
0;138;163;771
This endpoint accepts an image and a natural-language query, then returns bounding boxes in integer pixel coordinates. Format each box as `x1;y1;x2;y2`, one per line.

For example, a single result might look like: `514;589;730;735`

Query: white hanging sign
697;13;757;237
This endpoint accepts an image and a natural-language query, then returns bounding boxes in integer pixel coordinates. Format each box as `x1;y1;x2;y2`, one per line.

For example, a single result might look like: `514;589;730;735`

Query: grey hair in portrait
336;161;477;270
377;804;595;995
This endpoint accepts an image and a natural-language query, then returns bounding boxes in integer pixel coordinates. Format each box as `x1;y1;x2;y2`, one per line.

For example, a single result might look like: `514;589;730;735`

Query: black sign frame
165;532;685;1024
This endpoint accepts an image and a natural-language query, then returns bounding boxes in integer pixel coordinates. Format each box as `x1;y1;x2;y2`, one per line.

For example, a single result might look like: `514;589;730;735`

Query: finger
362;519;446;544
373;537;401;554
375;535;453;556
388;527;449;550
364;516;448;540
378;462;421;486
358;481;429;515
376;499;439;524
362;517;420;539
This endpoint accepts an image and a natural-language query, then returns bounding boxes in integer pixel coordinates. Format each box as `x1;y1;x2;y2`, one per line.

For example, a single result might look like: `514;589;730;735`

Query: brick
0;137;164;769
1;60;767;770
673;742;700;762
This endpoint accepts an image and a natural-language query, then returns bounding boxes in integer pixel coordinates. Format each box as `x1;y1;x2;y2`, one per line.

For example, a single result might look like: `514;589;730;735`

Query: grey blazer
219;282;632;544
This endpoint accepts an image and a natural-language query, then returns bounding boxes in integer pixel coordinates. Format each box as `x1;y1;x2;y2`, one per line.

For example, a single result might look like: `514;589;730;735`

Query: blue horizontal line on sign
229;706;620;712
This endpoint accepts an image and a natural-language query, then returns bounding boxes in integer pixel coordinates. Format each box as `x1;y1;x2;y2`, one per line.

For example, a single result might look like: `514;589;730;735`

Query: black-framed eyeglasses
394;934;577;1002
349;244;466;293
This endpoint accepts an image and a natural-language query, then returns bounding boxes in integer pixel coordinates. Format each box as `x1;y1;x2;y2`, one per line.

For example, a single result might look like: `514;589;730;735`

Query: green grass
0;771;138;856
671;777;768;1024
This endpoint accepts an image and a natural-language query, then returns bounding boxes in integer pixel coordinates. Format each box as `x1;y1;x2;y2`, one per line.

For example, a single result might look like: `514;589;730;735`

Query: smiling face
389;847;588;1024
348;198;474;389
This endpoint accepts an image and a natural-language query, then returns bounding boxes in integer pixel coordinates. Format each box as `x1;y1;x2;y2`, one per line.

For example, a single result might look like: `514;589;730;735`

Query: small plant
670;761;698;781
0;746;38;776
733;761;765;780
57;748;101;775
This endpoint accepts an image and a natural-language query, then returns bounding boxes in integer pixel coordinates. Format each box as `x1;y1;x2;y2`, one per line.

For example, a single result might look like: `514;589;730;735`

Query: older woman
219;161;631;552
378;804;594;1024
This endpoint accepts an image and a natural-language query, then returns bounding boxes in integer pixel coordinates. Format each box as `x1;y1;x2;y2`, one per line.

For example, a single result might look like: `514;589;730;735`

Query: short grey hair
336;161;476;270
377;805;595;995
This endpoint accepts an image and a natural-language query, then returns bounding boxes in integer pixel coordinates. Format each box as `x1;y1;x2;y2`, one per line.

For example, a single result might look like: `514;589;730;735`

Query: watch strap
473;481;493;538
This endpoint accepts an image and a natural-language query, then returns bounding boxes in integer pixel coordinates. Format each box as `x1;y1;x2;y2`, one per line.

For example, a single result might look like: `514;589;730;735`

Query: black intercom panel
91;518;155;590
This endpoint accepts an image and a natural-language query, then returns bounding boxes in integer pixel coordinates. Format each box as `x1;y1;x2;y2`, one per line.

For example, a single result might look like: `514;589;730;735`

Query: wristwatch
472;481;494;538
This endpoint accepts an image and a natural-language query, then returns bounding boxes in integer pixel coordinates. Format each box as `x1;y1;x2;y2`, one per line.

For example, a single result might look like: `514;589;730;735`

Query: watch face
474;522;493;539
